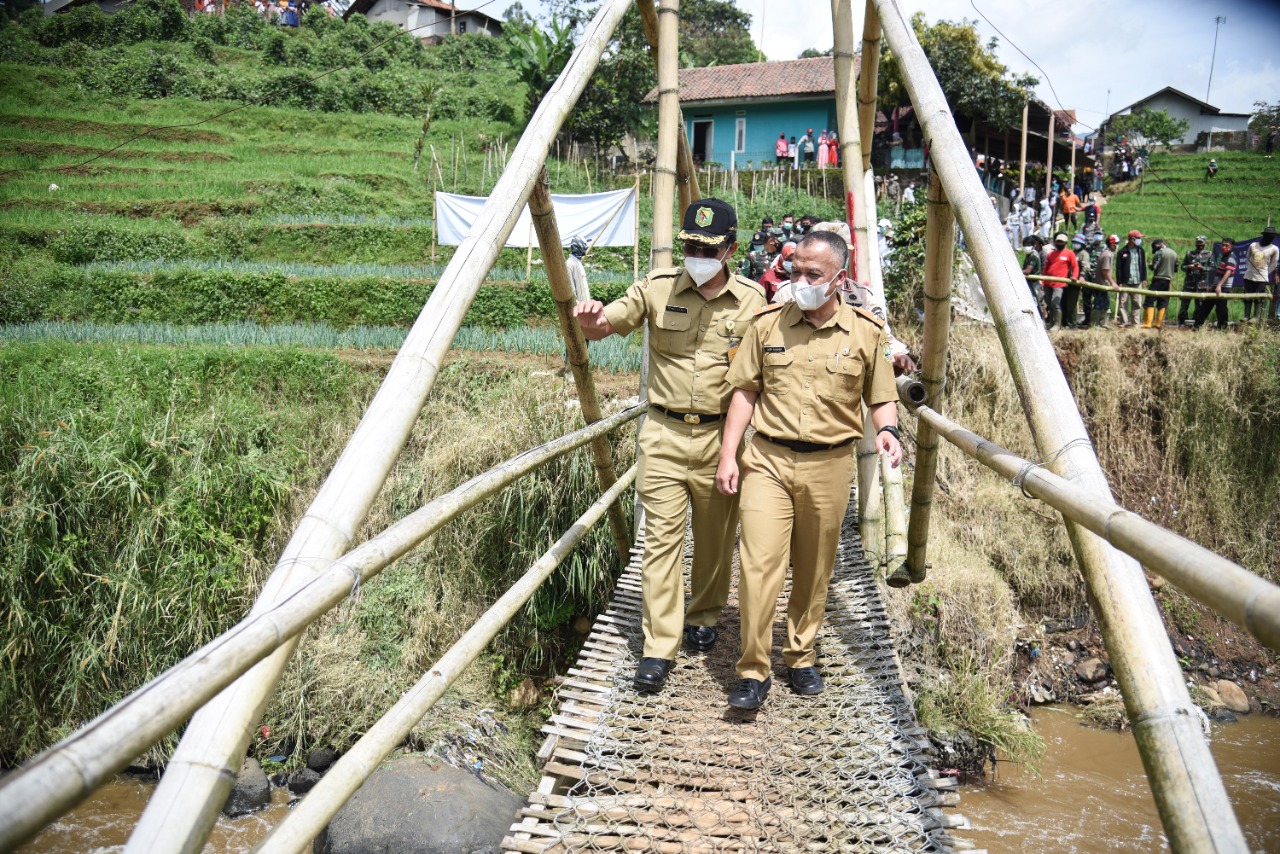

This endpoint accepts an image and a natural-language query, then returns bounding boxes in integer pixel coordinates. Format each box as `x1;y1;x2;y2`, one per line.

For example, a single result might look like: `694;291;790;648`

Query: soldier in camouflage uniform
1178;236;1212;326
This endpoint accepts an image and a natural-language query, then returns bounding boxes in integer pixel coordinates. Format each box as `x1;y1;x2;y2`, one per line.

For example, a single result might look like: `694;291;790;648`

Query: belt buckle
683;413;701;425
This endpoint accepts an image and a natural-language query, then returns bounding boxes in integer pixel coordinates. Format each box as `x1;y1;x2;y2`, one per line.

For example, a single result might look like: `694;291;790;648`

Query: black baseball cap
678;198;738;246
751;230;767;245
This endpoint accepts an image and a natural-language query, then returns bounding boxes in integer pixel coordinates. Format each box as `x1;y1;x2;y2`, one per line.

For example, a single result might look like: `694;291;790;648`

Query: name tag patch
764;345;786;353
665;305;688;313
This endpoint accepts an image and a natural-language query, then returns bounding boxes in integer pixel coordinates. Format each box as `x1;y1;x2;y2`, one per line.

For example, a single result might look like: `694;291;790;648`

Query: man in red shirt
1042;232;1080;330
1192;238;1238;330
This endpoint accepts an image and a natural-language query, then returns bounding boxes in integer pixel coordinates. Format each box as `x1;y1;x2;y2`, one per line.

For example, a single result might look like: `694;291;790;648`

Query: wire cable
0;0;498;178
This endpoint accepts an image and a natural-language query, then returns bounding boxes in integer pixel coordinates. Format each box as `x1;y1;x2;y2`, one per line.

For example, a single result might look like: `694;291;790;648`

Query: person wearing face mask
1115;230;1147;327
1141;238;1179;329
1193;238;1238;330
713;231;902;710
1177;235;1212;326
741;230;777;282
780;213;796;239
573;199;765;693
759;241;796;301
1241;225;1278;323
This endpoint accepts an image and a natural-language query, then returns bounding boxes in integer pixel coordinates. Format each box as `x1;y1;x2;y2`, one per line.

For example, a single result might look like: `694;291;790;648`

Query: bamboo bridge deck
503;492;975;853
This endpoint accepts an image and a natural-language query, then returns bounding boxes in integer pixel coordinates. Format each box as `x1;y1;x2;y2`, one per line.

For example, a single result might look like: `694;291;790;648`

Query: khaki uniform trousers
735;435;855;682
636;415;741;661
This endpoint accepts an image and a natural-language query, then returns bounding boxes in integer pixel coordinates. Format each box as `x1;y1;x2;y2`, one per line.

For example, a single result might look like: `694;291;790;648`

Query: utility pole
1206;15;1226;103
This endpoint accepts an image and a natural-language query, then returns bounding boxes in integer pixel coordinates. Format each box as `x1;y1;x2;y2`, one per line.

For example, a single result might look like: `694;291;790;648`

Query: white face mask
685;252;725;286
793;275;838;311
782;260;793;272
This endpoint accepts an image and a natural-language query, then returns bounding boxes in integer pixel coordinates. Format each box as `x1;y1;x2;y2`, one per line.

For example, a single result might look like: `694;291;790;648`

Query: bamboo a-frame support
899;170;955;587
1027;273;1273;301
868;0;1248;847
649;0;680;269
527;169;632;560
119;1;635;850
0;407;643;853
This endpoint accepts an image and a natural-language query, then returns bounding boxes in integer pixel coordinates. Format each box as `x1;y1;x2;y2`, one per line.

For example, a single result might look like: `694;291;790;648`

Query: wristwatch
877;425;901;442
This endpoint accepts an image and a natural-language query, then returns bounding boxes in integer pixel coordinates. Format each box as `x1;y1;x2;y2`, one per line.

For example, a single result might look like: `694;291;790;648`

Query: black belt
759;433;855;453
650;404;723;425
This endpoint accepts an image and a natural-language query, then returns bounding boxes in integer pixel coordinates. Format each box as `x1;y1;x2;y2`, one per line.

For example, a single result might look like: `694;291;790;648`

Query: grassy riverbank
0;341;635;787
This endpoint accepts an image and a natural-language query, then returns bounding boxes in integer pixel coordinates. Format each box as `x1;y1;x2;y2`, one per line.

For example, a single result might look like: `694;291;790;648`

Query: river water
18;708;1280;852
963;706;1280;852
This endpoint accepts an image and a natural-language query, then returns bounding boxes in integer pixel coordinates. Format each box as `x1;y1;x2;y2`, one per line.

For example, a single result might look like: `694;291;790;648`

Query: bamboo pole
0;406;643;852
1027;274;1271;301
1045;108;1055;202
649;0;680;269
636;0;701;210
897;383;1280;652
896;169;955;588
120;2;636;851
832;0;869;287
1018;100;1028;200
872;0;1247;848
528;170;632;561
880;453;907;581
253;466;639;854
856;0;880;174
856;431;884;568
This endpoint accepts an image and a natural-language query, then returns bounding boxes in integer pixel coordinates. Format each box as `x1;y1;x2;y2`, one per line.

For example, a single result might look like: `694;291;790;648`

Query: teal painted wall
683;98;838;168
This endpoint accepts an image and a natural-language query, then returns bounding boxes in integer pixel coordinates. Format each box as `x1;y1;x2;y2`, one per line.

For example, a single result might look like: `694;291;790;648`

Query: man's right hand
715;457;739;496
573;300;612;340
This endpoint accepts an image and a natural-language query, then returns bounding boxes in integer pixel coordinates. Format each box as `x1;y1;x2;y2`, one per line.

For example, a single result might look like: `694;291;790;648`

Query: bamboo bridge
2;0;1279;851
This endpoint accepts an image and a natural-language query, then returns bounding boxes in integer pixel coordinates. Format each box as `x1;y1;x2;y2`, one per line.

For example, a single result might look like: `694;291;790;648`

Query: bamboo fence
0;407;643;852
870;0;1248;848
120;1;636;849
1027;273;1272;300
896;380;1280;653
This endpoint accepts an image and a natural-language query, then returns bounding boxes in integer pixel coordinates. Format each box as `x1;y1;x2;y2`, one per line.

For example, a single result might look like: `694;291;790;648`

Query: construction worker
574;198;765;692
714;231;902;710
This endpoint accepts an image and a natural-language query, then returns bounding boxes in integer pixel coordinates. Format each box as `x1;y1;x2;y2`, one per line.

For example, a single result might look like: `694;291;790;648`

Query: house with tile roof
645;57;844;168
343;0;502;42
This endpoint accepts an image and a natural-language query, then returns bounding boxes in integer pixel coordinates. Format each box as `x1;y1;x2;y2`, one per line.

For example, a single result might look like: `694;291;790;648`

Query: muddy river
18;706;1280;852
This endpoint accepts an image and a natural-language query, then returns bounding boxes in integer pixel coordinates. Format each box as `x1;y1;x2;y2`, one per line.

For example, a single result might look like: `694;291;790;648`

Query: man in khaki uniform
715;231;902;710
574;198;766;692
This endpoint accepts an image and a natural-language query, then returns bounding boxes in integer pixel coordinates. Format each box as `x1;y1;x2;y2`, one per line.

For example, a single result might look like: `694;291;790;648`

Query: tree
680;0;761;67
1110;108;1190;150
506;17;576;118
1249;100;1280;136
876;14;1037;133
799;47;833;59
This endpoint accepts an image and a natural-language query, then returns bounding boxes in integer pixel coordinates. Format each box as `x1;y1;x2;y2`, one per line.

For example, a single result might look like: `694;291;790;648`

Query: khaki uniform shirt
728;301;898;444
605;266;766;415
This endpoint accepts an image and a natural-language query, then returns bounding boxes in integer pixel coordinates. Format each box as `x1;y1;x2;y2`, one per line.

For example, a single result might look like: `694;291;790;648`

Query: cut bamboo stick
649;0;680;268
120;1;636;851
880;452;907;581
1018;100;1027;200
528;170;632;560
899;170;955;587
856;427;884;569
1027;274;1271;300
872;0;1247;848
0;407;642;853
251;467;639;854
896;383;1280;653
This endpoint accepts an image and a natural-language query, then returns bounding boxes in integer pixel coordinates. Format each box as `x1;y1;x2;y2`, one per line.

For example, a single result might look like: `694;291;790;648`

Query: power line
0;0;499;178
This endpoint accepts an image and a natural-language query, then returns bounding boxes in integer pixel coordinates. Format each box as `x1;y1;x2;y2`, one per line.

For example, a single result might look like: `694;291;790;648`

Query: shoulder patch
648;267;681;279
754;302;785;316
852;306;886;327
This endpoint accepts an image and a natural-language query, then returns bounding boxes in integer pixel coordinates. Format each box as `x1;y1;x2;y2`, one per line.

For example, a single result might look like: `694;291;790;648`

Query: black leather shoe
633;657;673;691
684;624;718;652
727;676;772;710
788;666;825;696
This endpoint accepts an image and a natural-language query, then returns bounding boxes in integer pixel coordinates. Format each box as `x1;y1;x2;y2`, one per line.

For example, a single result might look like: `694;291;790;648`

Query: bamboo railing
870;0;1248;847
896;380;1280;653
118;1;636;850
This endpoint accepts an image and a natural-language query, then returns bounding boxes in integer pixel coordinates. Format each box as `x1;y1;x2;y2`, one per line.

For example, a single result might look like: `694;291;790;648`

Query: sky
502;0;1280;134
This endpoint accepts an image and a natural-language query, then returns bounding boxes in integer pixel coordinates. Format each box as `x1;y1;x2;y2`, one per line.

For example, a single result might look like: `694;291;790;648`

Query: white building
343;0;502;42
1105;86;1250;145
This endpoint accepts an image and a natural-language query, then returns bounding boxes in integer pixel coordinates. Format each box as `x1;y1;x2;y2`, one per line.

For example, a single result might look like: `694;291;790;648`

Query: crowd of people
773;129;840;169
1019;225;1279;331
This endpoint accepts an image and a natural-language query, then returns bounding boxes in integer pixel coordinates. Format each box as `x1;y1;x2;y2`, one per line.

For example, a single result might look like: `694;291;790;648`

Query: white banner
435;188;637;248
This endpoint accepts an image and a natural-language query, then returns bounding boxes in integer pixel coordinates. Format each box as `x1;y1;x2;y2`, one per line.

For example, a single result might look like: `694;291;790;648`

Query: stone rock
1209;707;1237;724
1062;652;1076;666
1208;666;1220;679
315;756;522;854
1075;657;1109;683
308;748;340;774
1215;680;1250;714
572;616;593;635
269;772;289;789
507;677;541;709
223;758;270;817
289;767;323;795
1200;686;1222;706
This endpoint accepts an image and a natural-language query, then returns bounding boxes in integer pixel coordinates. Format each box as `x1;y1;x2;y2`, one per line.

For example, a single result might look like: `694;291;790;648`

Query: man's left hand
892;352;917;376
877;431;903;467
